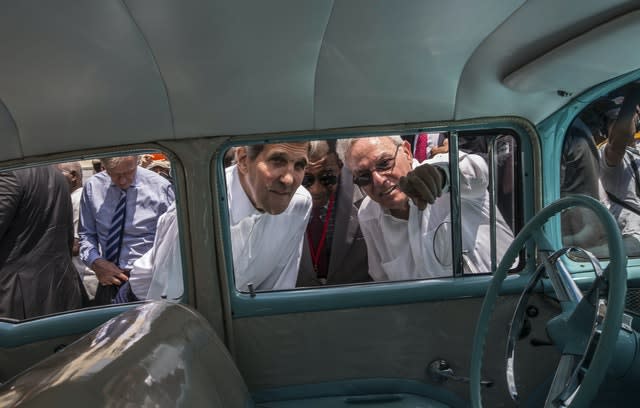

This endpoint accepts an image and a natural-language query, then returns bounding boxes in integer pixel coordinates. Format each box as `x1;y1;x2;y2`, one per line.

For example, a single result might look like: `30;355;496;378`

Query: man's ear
402;140;413;161
235;147;249;174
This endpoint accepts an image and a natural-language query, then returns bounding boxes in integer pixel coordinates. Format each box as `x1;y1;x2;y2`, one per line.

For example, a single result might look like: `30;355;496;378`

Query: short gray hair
101;155;139;170
336;135;404;165
309;140;341;162
242;142;311;161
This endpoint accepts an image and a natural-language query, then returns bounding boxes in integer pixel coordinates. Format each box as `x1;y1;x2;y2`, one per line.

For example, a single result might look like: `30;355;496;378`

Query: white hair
336;135;404;167
101;155;139;170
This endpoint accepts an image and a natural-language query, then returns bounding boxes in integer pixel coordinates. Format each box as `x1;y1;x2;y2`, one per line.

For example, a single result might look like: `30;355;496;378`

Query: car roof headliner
0;0;639;161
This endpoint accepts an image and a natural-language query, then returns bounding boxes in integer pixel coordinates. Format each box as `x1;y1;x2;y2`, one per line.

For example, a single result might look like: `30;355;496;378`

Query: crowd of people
0;129;519;319
0;154;175;319
220;133;514;291
3;81;638;321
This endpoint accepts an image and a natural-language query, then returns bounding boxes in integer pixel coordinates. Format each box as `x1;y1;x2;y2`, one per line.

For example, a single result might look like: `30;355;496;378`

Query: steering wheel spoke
471;195;627;408
545;354;582;407
506;247;603;402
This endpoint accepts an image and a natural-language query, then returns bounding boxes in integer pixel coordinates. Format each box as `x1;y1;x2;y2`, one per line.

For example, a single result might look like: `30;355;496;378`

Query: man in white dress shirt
338;135;513;281
128;203;183;300
129;142;312;297
229;142;312;291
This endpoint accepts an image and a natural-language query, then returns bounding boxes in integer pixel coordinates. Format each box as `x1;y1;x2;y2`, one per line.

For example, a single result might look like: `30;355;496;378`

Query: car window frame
216;121;539;319
541;68;640;274
0;146;188;324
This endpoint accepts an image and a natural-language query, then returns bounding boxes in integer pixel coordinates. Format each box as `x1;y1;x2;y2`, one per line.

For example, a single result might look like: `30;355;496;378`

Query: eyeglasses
302;173;337;188
352;144;401;187
302;173;338;188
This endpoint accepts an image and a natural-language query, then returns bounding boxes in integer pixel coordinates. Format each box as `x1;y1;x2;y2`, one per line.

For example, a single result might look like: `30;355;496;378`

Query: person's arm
431;139;449;156
0;172;21;241
78;183;102;268
398;164;446;210
78;182;127;285
128;247;154;299
91;258;128;286
72;238;80;256
130;205;177;299
605;85;640;166
399;150;490;209
456;152;489;199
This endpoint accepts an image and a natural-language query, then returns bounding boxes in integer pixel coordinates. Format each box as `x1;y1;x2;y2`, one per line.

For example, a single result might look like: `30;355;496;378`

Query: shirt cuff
85;251;102;269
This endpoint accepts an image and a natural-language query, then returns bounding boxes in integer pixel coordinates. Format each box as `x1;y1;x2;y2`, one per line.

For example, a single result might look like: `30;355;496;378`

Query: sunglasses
302;173;338;188
352;144;401;187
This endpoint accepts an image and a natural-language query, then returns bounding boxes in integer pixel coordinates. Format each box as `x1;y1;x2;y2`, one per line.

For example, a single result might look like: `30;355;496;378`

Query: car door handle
428;359;493;387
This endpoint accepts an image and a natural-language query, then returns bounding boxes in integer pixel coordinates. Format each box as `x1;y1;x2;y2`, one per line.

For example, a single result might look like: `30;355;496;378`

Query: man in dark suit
0;165;84;319
296;141;370;286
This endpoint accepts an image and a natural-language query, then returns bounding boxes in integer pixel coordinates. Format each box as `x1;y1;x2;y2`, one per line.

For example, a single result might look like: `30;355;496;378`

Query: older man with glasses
296;141;370;286
337;135;513;281
79;156;175;304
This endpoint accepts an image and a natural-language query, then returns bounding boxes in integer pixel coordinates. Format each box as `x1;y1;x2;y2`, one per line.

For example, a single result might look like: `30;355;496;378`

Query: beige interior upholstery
0;1;639;161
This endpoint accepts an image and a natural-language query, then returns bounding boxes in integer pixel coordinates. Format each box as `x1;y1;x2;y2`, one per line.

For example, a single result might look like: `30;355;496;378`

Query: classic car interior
2;1;640;407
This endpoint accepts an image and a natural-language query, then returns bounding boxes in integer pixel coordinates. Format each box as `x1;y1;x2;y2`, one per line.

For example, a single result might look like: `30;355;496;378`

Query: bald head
57;162;83;192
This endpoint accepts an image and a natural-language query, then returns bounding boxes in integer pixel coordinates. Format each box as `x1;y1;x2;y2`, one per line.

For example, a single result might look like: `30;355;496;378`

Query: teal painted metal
607;330;639;379
0;304;133;348
470;195;626;408
230;273;537;318
217;121;539;318
251;378;468;408
448;132;463;277
545;300;592;355
536;68;640;265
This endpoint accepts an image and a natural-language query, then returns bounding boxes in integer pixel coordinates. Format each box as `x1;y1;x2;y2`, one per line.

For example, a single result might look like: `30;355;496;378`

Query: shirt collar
227;165;261;224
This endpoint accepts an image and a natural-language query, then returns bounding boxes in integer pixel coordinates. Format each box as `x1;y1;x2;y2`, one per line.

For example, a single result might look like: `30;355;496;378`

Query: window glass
458;133;519;274
225;133;521;293
560;82;640;259
0;152;183;321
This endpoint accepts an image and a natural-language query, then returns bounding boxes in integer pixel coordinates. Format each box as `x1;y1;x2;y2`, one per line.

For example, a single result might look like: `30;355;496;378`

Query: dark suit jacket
296;169;371;287
0;166;84;319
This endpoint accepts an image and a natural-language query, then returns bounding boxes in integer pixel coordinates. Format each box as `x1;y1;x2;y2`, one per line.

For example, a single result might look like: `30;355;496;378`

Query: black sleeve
0;171;21;242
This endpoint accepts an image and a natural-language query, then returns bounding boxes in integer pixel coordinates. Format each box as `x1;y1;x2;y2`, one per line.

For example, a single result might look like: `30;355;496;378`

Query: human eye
353;171;372;187
375;158;392;171
269;156;287;166
294;160;308;171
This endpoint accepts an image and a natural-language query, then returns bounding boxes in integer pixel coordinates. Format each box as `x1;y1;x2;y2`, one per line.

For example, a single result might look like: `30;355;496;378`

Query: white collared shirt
128;166;311;298
129;203;183;300
358;153;514;281
227;165;312;291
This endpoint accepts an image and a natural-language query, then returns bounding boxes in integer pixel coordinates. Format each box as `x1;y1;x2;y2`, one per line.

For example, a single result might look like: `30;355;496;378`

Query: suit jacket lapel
296;237;316;287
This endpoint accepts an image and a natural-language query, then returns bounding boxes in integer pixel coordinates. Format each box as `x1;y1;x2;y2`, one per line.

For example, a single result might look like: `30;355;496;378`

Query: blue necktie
104;190;127;264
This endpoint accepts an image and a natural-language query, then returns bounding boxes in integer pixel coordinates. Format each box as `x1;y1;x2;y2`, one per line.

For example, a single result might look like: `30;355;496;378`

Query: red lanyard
307;193;335;271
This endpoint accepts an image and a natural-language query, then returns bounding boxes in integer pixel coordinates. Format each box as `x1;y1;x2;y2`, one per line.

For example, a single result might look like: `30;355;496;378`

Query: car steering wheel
470;195;627;407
